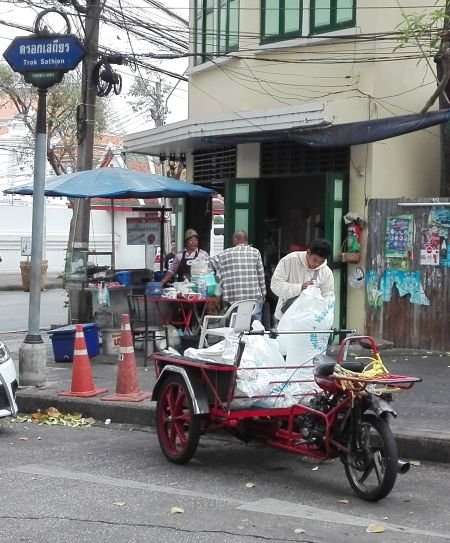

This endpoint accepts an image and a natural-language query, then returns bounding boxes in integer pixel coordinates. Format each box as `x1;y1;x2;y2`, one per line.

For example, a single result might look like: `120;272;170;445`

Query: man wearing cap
161;229;209;285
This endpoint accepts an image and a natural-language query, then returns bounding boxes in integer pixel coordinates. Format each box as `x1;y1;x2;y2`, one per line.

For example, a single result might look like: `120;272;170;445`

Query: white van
210;215;224;257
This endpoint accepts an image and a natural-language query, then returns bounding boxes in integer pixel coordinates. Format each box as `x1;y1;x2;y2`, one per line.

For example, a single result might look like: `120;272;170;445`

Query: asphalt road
0;420;449;543
0;289;68;332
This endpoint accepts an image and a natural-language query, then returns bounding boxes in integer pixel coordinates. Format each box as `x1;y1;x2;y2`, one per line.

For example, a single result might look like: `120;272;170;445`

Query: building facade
124;1;444;333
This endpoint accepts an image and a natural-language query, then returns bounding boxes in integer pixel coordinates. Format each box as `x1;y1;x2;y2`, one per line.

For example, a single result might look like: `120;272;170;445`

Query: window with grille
261;0;356;43
192;146;237;182
195;0;240;65
261;0;303;42
260;141;349;176
310;0;355;34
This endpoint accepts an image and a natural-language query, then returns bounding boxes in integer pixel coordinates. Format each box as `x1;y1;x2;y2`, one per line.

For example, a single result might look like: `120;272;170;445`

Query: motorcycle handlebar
243;328;357;338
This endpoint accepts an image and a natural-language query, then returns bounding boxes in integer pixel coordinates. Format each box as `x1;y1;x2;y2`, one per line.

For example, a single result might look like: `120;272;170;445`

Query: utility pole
436;0;450;197
70;0;102;322
153;79;172;268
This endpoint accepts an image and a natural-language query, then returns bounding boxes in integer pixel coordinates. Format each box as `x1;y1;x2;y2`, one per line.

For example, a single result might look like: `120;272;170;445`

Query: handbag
281;296;299;314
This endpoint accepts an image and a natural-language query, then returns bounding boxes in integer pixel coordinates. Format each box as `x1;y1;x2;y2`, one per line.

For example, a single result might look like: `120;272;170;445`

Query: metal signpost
2;9;86;386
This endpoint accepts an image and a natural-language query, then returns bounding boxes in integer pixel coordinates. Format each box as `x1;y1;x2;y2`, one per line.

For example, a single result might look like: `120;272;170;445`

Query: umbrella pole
160;205;165;272
111;198;115;270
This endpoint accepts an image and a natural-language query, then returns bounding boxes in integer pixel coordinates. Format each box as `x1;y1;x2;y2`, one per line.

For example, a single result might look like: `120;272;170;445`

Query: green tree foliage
396;8;448;54
396;5;450;194
0;64;109;175
396;6;450;113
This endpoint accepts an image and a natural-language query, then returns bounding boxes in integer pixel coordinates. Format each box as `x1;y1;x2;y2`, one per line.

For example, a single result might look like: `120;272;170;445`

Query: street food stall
6;167;216;352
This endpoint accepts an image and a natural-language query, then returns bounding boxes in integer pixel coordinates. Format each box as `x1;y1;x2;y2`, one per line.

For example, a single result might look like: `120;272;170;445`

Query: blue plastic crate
47;323;100;362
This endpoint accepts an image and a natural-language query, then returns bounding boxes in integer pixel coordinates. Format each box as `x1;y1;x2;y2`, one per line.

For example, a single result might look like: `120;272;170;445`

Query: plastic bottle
441;237;447;260
214;280;222;297
198;277;207;298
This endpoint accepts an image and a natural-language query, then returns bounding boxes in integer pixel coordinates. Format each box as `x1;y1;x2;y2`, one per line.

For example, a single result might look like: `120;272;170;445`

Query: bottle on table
198;277;207;298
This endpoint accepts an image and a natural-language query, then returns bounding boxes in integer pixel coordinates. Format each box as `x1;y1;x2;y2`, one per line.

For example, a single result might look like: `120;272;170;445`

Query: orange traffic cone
101;313;151;402
58;325;107;398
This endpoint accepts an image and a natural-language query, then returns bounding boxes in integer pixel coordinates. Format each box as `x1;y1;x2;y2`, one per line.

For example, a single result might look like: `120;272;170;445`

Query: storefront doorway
187;142;350;328
222;173;348;329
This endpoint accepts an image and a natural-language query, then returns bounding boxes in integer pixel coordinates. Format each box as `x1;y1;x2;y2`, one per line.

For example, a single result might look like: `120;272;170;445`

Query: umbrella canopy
4;167;215;198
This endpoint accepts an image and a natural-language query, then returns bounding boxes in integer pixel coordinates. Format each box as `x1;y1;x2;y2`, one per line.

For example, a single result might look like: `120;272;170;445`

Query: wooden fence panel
366;198;450;350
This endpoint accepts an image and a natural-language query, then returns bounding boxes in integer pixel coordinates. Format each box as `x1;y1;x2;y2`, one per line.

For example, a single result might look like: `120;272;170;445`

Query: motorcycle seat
315;361;366;377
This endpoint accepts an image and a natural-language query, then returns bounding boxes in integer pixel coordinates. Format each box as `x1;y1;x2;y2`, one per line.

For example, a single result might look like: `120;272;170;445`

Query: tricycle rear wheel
344;414;398;501
156;374;202;464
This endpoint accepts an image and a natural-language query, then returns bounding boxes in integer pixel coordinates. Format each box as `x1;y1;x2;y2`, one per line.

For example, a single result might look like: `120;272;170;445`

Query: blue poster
430;207;450;228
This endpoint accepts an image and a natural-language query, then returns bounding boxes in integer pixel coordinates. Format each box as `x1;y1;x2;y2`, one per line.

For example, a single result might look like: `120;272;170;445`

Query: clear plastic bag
96;283;111;307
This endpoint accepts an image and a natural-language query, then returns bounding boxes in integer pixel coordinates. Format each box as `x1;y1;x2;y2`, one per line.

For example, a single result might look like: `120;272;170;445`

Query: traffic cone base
58;388;108;398
101;313;150;403
101;390;151;402
58;324;107;398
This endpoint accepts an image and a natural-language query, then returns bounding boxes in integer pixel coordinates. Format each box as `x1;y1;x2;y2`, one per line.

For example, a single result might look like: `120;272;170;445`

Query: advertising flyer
385;214;414;259
428;206;450;267
420;227;440;266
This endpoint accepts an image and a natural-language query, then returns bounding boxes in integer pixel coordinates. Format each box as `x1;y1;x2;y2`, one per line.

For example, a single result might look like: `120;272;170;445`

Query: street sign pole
3;8;87;386
20;87;48;386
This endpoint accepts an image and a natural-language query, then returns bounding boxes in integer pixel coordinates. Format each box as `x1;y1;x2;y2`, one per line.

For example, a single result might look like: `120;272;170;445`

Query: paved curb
392;428;450;464
16;389;450;464
0;281;63;292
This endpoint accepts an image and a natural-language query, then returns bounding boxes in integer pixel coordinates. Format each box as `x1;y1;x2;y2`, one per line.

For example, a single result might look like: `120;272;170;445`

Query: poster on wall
439;228;449;267
428;206;450;267
126;218;161;246
385;214;414;259
420;227;440;266
429;206;450;228
20;237;32;257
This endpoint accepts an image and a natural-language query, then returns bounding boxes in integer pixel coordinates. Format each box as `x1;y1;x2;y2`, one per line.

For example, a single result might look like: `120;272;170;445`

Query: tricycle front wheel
156;374;202;464
344;414;398;501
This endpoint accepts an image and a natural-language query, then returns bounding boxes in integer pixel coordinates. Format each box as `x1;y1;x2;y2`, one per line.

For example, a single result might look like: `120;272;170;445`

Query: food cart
7;167;216;350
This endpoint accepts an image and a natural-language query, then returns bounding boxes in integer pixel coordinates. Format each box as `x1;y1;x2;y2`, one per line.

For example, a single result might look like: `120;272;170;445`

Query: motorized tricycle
151;330;421;501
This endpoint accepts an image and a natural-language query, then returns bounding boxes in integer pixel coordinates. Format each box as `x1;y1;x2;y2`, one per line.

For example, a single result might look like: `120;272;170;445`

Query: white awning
124;102;326;156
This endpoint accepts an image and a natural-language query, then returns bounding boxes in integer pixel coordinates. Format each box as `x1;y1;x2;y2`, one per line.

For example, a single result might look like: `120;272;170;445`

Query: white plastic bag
232;361;274;408
183;340;227;364
222;321;285;368
254;367;322;409
277;286;335;366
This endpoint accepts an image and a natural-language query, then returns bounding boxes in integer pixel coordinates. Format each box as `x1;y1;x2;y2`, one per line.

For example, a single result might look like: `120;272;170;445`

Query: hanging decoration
338;212;365;263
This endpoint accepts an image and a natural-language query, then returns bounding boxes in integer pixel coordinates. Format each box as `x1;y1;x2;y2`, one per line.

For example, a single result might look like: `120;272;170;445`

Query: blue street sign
3;35;86;74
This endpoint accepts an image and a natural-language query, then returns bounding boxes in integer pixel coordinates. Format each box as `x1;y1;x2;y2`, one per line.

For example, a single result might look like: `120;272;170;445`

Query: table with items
147;294;220;336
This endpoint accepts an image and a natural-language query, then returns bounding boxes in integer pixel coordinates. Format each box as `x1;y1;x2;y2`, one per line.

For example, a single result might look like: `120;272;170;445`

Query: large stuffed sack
277;286;335;364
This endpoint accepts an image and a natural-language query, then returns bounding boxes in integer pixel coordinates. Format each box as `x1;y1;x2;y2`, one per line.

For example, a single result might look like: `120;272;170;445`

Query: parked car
0;341;18;418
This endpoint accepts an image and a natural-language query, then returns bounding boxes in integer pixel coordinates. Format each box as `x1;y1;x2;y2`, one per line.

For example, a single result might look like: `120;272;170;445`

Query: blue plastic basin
116;271;132;286
146;281;162;298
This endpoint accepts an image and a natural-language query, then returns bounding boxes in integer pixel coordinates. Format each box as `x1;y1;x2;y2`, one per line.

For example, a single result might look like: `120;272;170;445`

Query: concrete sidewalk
0;271;63;291
2;329;450;464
